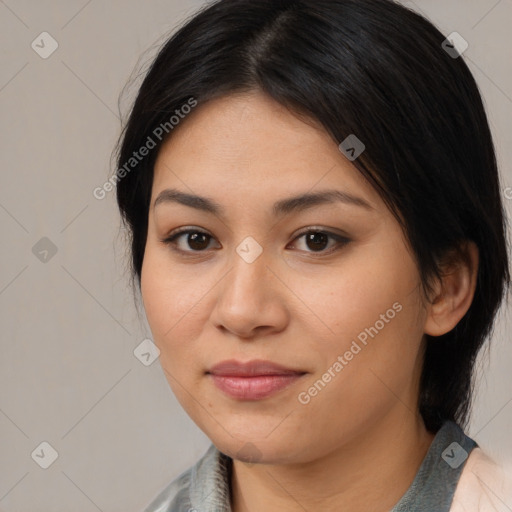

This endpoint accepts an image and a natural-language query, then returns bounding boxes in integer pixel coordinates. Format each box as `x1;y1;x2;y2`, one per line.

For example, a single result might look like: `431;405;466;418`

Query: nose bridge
225;236;271;301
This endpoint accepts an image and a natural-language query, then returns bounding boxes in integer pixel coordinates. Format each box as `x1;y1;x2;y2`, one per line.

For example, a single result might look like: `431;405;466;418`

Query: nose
209;245;289;340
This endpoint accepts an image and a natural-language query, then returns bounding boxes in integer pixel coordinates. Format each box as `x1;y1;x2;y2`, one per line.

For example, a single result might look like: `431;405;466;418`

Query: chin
207;428;306;466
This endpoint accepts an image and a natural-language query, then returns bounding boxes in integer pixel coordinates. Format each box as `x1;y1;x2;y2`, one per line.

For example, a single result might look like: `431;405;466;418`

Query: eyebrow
153;187;374;218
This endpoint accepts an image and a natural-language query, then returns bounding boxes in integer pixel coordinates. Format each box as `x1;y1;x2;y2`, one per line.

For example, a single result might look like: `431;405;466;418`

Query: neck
230;411;435;512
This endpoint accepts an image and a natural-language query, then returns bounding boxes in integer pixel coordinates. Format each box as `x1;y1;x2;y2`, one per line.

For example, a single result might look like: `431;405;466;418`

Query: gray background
1;1;511;510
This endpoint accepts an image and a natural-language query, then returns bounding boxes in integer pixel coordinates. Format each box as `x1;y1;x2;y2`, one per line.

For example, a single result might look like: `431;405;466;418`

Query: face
141;91;430;465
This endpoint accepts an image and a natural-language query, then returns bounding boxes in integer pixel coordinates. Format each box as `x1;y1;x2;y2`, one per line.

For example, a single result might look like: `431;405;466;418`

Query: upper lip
207;359;306;377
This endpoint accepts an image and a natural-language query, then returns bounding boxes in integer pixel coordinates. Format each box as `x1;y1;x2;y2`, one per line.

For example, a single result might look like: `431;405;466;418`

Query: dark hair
114;0;510;432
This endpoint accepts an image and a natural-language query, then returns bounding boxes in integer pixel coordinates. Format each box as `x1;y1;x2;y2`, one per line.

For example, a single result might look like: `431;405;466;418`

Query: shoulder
140;462;194;512
141;444;232;512
450;447;512;511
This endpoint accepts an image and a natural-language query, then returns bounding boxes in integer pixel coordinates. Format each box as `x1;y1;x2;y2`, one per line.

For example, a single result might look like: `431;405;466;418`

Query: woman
114;0;512;510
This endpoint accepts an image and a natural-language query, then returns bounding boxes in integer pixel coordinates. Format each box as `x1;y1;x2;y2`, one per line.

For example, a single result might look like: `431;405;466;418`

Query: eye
160;228;218;254
288;228;350;255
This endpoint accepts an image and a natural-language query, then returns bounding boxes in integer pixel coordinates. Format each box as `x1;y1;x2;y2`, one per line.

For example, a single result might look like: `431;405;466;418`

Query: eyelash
160;227;350;258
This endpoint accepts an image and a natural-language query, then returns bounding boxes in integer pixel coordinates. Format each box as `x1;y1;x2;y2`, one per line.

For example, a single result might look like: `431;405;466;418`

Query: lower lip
209;374;304;400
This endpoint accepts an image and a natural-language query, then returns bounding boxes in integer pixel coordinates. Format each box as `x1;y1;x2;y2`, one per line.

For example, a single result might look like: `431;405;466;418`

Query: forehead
151;91;382;211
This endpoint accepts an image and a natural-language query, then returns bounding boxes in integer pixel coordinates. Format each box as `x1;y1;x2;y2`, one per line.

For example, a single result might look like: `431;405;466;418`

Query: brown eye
304;231;329;252
161;229;218;253
185;232;211;251
289;229;350;255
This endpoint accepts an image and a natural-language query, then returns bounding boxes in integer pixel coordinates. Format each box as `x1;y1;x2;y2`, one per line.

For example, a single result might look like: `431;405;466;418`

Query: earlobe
424;241;479;337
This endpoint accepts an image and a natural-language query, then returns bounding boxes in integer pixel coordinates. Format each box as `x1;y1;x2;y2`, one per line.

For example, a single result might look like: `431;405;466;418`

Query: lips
207;359;306;400
208;359;305;377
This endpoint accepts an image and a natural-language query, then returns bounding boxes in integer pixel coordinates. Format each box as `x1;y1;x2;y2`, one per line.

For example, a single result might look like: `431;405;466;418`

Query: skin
140;90;479;512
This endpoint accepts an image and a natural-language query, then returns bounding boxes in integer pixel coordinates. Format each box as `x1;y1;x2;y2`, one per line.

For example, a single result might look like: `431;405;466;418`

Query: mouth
206;359;307;400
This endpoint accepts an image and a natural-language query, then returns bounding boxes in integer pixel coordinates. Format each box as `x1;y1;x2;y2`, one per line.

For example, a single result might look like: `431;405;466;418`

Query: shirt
142;420;512;511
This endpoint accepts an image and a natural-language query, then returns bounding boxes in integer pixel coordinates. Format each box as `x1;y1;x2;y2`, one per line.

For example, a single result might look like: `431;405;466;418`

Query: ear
423;241;479;337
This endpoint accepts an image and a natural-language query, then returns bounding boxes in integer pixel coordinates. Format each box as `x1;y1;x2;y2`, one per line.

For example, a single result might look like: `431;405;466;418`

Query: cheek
141;253;170;339
303;247;416;340
300;244;425;396
140;247;217;367
141;253;207;404
141;250;192;347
